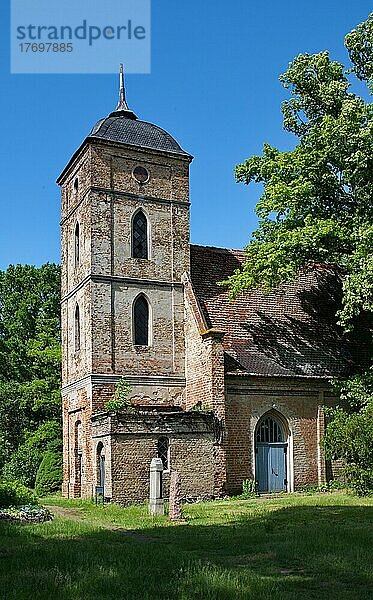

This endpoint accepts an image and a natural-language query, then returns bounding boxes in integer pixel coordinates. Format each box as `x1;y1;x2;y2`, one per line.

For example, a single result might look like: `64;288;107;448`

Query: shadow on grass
0;504;372;600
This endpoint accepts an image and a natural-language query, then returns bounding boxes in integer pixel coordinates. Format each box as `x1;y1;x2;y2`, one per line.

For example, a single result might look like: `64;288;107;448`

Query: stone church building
59;69;367;503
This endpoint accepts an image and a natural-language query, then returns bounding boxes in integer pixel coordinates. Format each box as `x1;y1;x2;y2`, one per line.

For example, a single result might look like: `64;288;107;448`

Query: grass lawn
1;492;372;599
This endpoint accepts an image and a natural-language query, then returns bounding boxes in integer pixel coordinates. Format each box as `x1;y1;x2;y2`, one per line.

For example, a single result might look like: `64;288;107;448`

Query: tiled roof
89;116;190;156
190;245;370;378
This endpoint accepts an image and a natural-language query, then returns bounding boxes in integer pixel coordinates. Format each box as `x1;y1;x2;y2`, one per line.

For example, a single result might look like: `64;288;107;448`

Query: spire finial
118;63;128;110
110;63;137;119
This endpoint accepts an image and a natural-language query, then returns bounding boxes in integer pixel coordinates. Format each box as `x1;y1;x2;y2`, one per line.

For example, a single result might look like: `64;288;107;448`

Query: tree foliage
228;46;373;326
0;264;61;486
3;421;62;487
345;13;373;88
323;402;373;495
226;14;373;493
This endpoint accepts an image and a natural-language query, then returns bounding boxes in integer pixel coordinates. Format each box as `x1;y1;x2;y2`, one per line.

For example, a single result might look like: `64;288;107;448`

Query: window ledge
131;257;151;262
133;345;151;352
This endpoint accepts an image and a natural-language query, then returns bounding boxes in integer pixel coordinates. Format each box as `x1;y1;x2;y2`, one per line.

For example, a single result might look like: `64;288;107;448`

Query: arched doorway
255;413;288;493
74;421;83;497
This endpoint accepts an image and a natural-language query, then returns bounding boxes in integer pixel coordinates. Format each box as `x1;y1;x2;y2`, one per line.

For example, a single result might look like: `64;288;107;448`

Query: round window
133;166;150;184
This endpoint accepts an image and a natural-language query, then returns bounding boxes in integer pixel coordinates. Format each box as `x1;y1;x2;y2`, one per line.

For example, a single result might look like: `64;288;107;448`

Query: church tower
58;67;193;498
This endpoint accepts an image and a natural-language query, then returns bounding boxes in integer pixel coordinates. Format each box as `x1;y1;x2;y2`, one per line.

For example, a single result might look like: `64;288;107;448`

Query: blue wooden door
255;415;287;492
256;443;286;492
268;444;286;491
256;444;269;492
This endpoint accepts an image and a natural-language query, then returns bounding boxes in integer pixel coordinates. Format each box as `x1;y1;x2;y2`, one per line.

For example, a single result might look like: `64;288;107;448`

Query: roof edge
191;243;246;255
182;271;212;335
57;135;193;185
56;139;89;185
225;371;334;381
88;133;193;160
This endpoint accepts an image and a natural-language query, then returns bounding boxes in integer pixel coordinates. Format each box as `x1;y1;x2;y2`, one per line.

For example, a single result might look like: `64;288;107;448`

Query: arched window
133;295;149;346
75;222;80;266
256;415;284;443
157;437;169;471
132;210;148;259
75;304;81;352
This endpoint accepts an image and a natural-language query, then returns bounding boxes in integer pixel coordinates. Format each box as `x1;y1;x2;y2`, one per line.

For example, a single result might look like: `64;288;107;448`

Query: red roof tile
190;245;370;378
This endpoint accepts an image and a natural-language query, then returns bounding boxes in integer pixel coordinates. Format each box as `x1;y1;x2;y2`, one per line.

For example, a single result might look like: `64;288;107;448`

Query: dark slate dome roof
89;113;190;156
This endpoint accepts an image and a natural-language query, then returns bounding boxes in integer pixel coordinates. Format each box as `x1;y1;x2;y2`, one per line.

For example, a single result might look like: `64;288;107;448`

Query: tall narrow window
75;421;83;489
157;437;169;471
96;442;105;489
134;295;149;346
75;304;81;352
132;210;148;259
75;222;80;266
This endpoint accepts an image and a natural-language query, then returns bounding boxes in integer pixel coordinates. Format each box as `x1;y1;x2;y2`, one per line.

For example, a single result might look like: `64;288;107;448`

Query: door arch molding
254;410;290;493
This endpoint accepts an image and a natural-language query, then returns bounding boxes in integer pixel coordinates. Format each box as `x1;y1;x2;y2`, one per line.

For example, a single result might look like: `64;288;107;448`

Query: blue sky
0;1;371;269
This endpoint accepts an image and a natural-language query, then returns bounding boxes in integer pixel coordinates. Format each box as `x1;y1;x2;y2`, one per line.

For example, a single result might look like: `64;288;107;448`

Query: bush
323;404;373;495
105;378;132;411
299;480;345;495
240;479;257;499
0;479;37;508
2;420;62;488
35;450;62;496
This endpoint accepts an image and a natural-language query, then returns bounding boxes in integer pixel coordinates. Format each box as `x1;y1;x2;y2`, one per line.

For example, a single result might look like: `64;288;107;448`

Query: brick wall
183;273;227;494
92;411;215;504
184;274;224;412
62;384;93;498
62;284;92;384
224;376;333;494
90;145;190;202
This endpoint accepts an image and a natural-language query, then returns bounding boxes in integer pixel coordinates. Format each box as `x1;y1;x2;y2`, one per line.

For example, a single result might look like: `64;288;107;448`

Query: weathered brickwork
89;145;190;202
224;376;336;494
61;195;92;299
91;411;215;504
62;284;92;384
184;274;224;413
62;384;93;498
183;275;227;495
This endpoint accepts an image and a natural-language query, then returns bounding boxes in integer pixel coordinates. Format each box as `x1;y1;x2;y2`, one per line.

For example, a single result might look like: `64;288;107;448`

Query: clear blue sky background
0;1;371;269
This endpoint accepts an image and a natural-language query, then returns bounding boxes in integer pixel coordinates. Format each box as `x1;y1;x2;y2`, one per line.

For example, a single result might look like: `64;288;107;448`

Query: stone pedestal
169;471;182;521
149;457;164;515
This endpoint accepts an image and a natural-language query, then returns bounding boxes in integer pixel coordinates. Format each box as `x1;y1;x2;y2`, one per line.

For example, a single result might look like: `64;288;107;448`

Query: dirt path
44;505;156;543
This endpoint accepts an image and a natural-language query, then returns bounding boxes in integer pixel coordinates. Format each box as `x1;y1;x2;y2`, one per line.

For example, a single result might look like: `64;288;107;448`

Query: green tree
0;264;61;483
225;14;373;493
0;264;61;381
